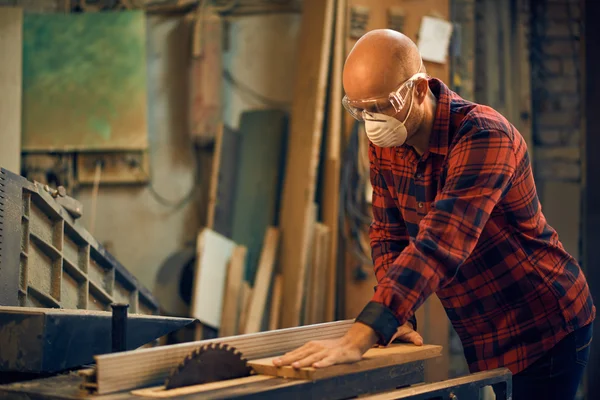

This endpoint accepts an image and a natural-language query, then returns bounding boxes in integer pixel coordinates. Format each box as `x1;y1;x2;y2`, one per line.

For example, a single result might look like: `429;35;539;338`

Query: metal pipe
111;303;129;353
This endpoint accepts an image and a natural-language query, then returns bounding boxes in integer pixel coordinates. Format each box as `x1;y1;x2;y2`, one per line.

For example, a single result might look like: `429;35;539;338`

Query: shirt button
418;202;424;209
416;173;422;179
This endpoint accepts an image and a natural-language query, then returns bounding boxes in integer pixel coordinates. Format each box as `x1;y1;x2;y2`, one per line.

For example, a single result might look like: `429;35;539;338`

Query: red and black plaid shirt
356;78;595;375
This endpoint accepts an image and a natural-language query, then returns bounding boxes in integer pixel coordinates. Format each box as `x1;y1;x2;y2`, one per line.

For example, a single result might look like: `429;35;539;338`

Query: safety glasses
342;71;429;122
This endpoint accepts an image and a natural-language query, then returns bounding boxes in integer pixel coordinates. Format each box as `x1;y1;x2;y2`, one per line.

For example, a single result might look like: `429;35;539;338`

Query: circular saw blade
164;343;253;390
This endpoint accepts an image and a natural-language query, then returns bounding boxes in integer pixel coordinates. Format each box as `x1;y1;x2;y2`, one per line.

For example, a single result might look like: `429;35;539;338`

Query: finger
273;347;315;366
313;355;338;369
397;331;423;346
291;350;328;369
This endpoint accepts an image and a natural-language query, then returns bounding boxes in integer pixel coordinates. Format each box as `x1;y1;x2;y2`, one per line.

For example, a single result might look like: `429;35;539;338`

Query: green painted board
231;110;288;282
21;11;148;152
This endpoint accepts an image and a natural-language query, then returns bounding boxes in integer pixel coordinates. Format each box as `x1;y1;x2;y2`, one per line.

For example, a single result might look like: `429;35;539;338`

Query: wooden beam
278;0;336;329
0;7;23;174
269;274;283;330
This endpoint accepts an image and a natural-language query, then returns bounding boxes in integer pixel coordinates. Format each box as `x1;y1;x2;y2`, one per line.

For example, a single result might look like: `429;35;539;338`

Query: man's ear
415;79;428;104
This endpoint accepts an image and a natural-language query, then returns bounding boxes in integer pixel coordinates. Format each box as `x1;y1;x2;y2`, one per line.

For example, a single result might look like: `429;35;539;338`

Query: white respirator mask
363;93;414;148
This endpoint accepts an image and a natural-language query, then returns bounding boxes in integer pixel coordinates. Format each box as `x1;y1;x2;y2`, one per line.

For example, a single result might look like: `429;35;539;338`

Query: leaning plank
322;0;346;322
278;0;336;329
191;228;236;329
94;320;354;394
249;344;442;380
238;281;253;333
242;227;280;334
219;245;248;337
269;274;283;330
0;7;23;173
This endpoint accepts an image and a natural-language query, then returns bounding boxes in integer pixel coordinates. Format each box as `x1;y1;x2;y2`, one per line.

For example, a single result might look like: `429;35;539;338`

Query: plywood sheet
279;0;336;329
21;11;148;152
191;228;236;328
248;343;442;380
232;110;287;282
0;7;23;173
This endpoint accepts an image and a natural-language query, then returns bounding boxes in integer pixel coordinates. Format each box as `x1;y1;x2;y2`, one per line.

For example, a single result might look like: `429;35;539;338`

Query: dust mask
364;92;414;148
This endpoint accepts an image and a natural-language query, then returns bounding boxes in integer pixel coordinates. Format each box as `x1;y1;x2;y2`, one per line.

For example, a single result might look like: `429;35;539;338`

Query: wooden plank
219;245;248;337
279;0;336;329
322;0;347;323
206;124;224;230
248;344;442;380
238;281;252;333
269;274;283;330
189;10;222;144
190;228;236;329
130;375;274;398
0;7;23;173
232;110;287;283
242;227;280;334
298;203;318;325
306;223;331;325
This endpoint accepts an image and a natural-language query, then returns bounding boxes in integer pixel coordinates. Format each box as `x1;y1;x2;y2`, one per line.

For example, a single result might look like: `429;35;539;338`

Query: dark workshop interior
0;0;598;399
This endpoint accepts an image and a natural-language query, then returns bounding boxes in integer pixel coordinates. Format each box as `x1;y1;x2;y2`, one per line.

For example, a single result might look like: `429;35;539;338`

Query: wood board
248;343;442;380
269;274;283;330
278;0;336;329
242;227;280;334
0;7;23;174
190;228;236;329
189;10;223;144
219;245;247;337
232;110;287;283
322;0;347;322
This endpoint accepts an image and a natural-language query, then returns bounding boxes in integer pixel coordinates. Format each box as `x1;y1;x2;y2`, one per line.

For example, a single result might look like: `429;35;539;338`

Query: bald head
343;29;422;100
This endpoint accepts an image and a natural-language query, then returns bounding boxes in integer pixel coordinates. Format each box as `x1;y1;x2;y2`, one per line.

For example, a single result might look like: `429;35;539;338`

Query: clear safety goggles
342;70;430;122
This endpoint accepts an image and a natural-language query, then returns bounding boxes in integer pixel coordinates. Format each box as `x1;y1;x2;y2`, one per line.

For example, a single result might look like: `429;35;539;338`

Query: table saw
0;167;512;399
0;319;512;400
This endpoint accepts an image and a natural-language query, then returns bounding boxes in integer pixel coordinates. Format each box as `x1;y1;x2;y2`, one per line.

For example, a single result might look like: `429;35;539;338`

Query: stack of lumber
188;0;348;339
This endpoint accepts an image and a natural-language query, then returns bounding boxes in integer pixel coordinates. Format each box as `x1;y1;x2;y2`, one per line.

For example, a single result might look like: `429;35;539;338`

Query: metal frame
0;168;159;314
0;306;194;374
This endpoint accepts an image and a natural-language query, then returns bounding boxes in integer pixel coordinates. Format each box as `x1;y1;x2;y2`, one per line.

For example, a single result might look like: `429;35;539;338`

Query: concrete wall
76;16;201;291
222;13;300;130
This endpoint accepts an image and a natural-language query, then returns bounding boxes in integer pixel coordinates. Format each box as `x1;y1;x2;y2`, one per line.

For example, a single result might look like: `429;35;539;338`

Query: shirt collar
427;78;451;156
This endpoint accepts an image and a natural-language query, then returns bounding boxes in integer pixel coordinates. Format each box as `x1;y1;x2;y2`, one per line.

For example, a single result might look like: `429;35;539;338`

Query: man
273;30;595;399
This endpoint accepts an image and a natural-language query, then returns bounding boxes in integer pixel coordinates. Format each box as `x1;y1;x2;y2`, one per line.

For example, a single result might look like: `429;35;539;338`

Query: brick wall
530;0;582;260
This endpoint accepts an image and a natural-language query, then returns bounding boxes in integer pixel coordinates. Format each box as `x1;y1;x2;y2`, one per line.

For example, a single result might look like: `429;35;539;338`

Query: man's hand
387;321;423;346
272;322;378;369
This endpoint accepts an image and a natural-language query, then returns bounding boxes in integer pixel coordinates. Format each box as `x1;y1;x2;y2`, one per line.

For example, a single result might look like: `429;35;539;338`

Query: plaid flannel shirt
356;78;595;374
